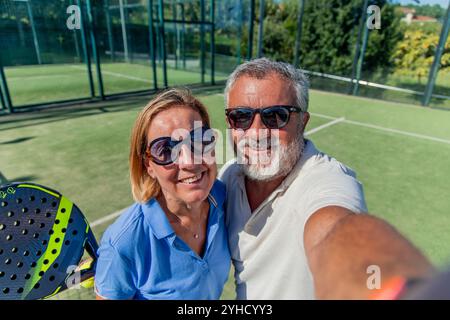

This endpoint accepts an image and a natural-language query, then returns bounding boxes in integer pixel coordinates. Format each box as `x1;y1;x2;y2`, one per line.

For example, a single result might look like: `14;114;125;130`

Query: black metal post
423;2;450;106
349;0;369;95
105;0;116;62
237;0;243;64
210;0;215;84
77;0;95;98
200;0;206;83
257;0;264;58
247;0;255;60
158;0;168;87
293;0;305;67
86;0;105;99
172;0;178;69
179;2;186;69
0;64;12;113
148;0;158;89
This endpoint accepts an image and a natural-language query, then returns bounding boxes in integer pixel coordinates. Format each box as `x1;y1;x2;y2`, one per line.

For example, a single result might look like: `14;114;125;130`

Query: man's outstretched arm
304;206;435;299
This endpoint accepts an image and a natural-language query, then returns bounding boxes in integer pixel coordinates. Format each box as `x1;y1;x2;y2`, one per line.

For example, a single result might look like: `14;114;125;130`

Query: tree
393;28;450;82
299;0;403;75
259;0;297;61
252;0;403;76
363;2;404;75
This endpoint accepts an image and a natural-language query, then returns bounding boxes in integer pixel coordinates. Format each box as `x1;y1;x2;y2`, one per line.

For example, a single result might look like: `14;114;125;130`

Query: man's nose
245;111;271;140
249;111;265;130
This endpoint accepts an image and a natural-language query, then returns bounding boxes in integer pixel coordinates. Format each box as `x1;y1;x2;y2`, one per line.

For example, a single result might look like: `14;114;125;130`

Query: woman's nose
176;144;200;168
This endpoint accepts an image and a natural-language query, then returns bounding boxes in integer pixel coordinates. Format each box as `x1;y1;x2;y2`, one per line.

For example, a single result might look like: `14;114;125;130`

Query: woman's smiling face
145;105;217;206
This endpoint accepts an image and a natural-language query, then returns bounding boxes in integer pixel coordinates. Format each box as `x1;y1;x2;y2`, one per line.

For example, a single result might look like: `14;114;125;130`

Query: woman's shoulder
100;202;147;251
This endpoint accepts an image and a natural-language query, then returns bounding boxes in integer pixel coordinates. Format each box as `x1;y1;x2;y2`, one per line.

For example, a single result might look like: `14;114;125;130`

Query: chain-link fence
0;0;449;109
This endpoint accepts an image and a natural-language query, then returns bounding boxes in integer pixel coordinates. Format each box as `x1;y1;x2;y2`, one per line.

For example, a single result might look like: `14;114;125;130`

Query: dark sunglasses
225;105;302;130
145;126;216;166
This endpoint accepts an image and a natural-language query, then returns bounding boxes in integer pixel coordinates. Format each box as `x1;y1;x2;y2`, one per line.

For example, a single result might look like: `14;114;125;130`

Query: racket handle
79;259;96;289
57;258;96;292
85;225;99;259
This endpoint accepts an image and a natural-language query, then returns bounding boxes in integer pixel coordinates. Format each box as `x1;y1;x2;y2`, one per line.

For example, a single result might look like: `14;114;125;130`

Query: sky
394;0;448;8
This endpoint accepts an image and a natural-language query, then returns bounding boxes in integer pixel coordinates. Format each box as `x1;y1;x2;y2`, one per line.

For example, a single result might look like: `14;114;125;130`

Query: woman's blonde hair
129;87;211;203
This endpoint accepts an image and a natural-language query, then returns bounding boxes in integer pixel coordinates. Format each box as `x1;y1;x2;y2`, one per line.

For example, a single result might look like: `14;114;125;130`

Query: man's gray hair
224;58;310;112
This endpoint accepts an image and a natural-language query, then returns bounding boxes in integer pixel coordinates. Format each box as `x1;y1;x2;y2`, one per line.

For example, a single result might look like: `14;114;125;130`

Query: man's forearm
307;214;435;299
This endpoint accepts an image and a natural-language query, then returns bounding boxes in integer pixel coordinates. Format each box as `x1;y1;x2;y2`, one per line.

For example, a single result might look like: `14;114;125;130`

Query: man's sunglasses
145;126;216;166
225;105;302;130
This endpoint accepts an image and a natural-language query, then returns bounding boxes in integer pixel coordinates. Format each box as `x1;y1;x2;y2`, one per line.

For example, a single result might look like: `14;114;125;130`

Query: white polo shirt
219;139;367;299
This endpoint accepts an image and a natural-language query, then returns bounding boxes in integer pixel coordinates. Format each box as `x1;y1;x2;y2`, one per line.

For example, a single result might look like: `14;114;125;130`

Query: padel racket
0;182;98;300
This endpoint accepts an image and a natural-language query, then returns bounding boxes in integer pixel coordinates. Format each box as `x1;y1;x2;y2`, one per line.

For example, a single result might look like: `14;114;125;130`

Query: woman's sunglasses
145;126;216;166
225;105;302;130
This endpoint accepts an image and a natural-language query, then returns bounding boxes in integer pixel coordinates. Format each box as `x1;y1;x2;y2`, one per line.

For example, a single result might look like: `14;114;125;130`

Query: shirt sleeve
303;172;368;228
94;242;137;300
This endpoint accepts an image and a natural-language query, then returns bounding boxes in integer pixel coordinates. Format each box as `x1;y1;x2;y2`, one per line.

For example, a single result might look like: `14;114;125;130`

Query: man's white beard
236;131;305;182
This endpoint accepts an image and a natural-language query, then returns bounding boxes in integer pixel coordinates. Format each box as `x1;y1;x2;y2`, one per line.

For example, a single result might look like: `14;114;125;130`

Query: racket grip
78;258;96;280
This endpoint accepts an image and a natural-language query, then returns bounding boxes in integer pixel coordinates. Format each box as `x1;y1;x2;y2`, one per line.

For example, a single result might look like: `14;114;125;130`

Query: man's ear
302;112;310;131
225;115;232;129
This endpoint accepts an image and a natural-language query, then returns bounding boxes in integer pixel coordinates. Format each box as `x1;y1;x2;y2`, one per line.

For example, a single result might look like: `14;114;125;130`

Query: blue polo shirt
94;180;231;300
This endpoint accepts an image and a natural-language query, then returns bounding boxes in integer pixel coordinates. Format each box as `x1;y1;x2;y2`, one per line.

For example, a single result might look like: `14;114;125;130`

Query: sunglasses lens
150;139;173;164
149;127;215;165
262;107;290;129
227;109;253;129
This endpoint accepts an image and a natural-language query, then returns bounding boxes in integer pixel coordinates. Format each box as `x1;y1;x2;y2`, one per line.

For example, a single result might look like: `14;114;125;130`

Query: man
219;58;433;299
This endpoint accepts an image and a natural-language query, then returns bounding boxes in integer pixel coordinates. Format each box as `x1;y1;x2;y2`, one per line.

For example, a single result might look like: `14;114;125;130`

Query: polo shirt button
201;262;208;270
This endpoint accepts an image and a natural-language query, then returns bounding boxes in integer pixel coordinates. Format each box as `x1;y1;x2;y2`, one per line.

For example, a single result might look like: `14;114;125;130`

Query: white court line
310;112;450;145
344;118;450;145
91;209;126;228
6;66;87;81
8;75;72;81
305;117;345;136
71;65;153;84
101;70;153;84
308;112;337;121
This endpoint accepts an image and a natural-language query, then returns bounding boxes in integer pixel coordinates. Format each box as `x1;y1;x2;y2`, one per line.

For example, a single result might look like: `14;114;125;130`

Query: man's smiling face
226;73;310;181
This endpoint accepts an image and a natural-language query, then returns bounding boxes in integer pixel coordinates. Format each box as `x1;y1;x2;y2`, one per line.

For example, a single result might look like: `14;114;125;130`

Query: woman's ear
145;159;156;179
146;162;156;179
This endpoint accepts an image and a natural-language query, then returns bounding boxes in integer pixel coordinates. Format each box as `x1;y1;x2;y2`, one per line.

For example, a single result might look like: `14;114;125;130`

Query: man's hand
304;206;435;299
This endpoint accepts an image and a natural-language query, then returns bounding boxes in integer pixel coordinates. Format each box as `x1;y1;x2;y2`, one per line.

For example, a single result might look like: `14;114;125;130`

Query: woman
94;88;231;299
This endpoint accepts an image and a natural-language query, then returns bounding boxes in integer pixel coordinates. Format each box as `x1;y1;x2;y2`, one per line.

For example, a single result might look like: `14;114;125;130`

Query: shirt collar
143;193;221;241
143;198;175;240
277;139;318;193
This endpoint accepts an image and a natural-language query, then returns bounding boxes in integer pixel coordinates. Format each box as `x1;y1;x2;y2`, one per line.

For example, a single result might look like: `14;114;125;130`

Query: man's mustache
236;131;279;150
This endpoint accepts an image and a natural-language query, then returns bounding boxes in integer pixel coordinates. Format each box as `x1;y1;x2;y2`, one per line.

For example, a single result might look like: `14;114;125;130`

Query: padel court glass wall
0;0;449;113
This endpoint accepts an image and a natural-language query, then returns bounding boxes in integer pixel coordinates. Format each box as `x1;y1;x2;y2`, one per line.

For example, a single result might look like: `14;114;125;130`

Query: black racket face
0;183;92;300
